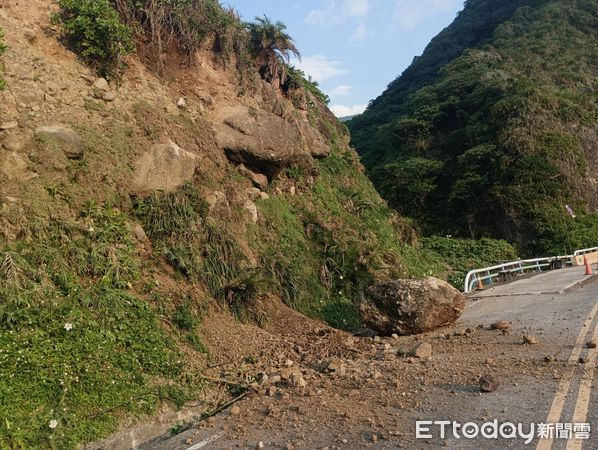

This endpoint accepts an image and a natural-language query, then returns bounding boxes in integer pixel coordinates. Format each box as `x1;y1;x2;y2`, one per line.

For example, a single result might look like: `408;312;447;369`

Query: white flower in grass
64;323;73;331
49;419;58;429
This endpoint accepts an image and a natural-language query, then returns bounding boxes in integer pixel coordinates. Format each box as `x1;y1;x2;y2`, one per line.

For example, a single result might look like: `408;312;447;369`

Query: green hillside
349;0;598;254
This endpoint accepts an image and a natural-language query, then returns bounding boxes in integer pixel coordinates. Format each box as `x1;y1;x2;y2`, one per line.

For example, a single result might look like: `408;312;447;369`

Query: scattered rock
102;91;116;102
411;342;432;358
290;371;307;388
230;405;241;416
23;28;37;43
326;358;346;376
479;374;499;393
238;164;268;190
132;224;149;243
587;340;597;349
359;277;465;335
35;125;84;159
491;321;511;331
243;199;259;224
0;121;18;131
93;77;109;91
522;335;539;345
2;131;31;151
1;152;37;181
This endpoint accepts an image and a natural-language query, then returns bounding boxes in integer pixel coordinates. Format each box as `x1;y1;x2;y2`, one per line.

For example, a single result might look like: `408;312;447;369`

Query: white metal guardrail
464;245;598;293
574;247;598;256
463;256;571;293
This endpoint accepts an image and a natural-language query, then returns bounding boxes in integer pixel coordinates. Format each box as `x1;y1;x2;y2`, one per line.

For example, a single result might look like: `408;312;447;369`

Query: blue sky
226;0;465;117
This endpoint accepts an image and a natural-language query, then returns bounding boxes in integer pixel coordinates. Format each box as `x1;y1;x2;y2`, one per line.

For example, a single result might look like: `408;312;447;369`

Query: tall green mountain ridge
349;0;598;255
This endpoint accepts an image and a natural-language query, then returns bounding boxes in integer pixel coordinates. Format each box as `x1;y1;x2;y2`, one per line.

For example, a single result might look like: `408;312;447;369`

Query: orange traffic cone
477;276;484;290
584;256;593;275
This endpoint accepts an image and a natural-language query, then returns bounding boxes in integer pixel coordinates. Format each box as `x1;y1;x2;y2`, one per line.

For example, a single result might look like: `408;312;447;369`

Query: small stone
484;358;493;365
523;335;539;345
230;405;241;416
587;340;597;349
491;321;511;331
544;355;556;363
579;357;586;364
326;358;346;376
0;121;18;130
102;91;116;102
185;438;193;445
267;386;277;397
479;374;499;393
257;442;265;449
93;77;109;91
177;97;187;108
285;359;294;367
23;29;37;43
411;342;432;358
391;333;399;339
371;434;378;443
553;370;561;379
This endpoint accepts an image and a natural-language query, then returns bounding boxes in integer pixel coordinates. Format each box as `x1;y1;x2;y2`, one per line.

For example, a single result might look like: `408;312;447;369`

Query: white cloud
330;104;368;117
344;0;370;17
330;84;353;96
296;55;347;83
351;23;368;43
306;0;370;25
394;0;461;30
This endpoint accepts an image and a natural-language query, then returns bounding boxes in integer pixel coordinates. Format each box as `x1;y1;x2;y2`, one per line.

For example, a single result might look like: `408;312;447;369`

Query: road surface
102;268;597;450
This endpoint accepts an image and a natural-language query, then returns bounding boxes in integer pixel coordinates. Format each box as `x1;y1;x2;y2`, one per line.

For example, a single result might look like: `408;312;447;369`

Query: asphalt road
411;267;598;449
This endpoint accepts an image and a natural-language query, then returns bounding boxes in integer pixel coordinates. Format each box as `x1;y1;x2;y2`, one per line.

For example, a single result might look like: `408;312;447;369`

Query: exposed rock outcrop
358;277;465;335
131;138;199;194
214;106;329;179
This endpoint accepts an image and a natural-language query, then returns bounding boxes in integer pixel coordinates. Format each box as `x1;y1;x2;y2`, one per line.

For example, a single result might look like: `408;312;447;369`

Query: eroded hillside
0;1;443;447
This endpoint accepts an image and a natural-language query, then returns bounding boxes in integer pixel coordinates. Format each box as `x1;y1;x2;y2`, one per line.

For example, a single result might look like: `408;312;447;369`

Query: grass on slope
0;205;203;449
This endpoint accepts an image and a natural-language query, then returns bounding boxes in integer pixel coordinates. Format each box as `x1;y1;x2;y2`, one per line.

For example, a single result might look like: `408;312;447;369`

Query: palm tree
247;15;301;85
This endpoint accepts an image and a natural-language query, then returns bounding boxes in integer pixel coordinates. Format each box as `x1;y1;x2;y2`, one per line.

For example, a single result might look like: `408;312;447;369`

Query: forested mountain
349;0;598;254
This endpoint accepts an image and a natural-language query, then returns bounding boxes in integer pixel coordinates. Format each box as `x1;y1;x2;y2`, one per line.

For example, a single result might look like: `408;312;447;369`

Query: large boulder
213;106;330;178
131;138;198;194
358;277;465;335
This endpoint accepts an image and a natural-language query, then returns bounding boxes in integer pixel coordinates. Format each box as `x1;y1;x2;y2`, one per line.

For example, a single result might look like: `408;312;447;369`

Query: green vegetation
422;236;518;289
0;27;7;90
54;0;135;78
247;15;300;84
349;0;598;255
285;66;330;104
0;205;200;448
251;141;444;331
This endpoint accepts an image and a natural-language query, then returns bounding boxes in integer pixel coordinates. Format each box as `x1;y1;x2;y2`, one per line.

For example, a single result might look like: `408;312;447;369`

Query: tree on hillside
247;15;301;85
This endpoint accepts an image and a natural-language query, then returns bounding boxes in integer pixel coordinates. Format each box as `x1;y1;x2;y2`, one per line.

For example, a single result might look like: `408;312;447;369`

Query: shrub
54;0;135;78
0;28;6;90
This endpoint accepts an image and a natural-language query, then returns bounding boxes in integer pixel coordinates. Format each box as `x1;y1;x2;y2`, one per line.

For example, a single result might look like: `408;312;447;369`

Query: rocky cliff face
0;2;443;447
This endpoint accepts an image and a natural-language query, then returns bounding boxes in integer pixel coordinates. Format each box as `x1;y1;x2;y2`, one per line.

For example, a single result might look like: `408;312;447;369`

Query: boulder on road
358;277;465;335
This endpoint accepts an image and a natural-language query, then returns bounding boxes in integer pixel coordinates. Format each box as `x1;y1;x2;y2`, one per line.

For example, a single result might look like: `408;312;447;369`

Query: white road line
536;301;598;450
565;323;598;450
185;431;224;450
